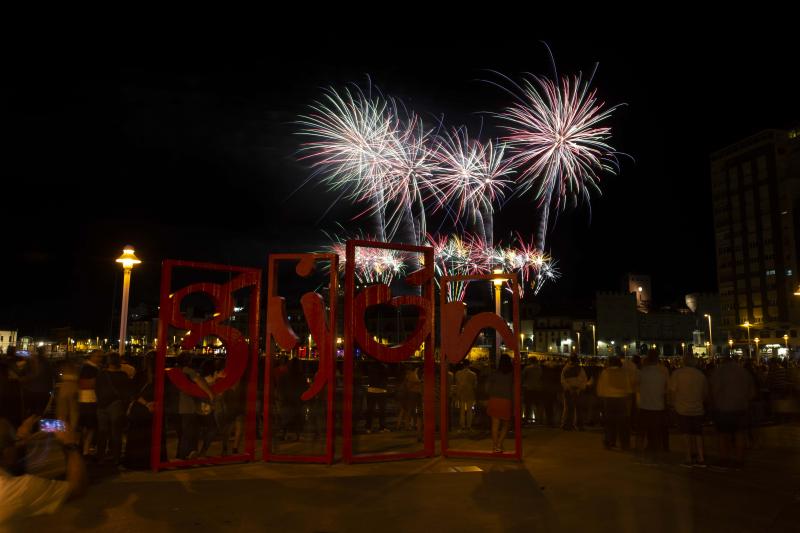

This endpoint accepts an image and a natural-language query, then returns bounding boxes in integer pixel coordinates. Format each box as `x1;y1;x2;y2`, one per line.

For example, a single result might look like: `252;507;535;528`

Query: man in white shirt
636;351;668;460
454;362;478;431
669;355;709;467
0;416;87;527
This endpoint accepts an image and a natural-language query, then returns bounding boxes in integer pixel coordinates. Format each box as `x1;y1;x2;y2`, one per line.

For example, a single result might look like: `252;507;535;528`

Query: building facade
711;129;800;349
0;329;17;353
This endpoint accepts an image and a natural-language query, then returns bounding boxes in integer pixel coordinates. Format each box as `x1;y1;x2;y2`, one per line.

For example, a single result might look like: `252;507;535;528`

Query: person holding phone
0;416;87;526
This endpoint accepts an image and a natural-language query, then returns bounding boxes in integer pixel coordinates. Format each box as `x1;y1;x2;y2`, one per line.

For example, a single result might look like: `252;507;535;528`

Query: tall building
711;129;800;350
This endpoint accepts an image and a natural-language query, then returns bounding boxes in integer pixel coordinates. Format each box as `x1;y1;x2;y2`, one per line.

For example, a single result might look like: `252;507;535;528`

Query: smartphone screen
39;419;66;433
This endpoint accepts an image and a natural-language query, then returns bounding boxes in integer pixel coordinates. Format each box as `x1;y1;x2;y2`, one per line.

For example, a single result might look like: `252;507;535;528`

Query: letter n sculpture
439;272;522;459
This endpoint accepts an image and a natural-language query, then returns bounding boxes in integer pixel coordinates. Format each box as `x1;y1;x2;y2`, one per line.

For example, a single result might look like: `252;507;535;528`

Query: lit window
786;269;793;276
766;269;776;276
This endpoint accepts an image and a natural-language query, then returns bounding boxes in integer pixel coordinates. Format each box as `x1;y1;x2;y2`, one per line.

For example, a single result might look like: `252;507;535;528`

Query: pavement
16;423;800;533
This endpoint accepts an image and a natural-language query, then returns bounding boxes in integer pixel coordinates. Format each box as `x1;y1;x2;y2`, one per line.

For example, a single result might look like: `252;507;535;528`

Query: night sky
5;37;797;337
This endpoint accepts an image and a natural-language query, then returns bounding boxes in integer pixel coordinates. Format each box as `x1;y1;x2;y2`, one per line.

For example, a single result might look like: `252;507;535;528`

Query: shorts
487;398;512;421
714;411;747;434
677;414;704;435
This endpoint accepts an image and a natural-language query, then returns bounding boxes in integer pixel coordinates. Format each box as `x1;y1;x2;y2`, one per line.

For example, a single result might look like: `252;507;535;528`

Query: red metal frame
343;240;435;463
151;260;261;471
263;253;337;464
439;273;522;461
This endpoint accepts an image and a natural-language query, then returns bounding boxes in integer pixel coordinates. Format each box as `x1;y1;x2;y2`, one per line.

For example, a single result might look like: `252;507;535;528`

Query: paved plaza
18;423;800;533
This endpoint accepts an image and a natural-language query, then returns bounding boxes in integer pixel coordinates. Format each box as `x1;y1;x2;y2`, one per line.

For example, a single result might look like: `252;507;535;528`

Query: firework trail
323;229;407;286
429;127;513;247
297;84;438;245
495;69;621;249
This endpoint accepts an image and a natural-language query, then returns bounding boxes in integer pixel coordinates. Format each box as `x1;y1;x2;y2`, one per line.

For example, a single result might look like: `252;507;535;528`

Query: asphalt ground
15;423;800;533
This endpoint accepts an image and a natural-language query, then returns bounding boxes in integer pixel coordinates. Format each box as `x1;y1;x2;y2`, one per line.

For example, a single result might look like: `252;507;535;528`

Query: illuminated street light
784;334;789;349
742;320;752;358
754;337;760;356
703;313;714;360
116;246;141;355
493;269;503;363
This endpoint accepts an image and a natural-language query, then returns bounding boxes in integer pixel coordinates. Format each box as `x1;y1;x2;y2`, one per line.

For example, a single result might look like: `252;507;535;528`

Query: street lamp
681;342;686;356
493;269;504;363
784;334;789;349
703;313;714;359
754;337;760;357
742;320;752;358
728;338;733;355
116;246;141;355
591;324;597;356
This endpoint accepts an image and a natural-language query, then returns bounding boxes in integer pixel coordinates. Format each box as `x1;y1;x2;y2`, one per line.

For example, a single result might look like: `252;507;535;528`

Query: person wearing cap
0;416;87;526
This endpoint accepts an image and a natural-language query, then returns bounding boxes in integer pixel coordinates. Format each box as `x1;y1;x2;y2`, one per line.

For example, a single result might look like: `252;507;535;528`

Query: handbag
127;383;151;420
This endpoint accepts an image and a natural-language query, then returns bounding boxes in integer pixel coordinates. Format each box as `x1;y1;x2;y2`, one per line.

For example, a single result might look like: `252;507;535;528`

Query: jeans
602;397;631;449
562;390;582;429
178;413;199;459
96;400;126;463
365;393;387;431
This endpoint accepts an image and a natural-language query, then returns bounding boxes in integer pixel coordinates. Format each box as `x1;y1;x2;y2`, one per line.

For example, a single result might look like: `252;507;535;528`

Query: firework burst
496;70;621;248
429;128;513;245
323;230;407;286
297;85;437;245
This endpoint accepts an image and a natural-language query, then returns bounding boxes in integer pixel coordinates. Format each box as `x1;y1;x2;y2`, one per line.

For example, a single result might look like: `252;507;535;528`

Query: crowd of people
1;343;798;525
520;351;800;467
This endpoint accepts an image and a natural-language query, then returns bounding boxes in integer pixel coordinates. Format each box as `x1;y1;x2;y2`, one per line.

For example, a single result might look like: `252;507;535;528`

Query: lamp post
116;246;141;355
703;313;714;360
493;269;503;365
754;337;760;358
681;342;686;356
742;320;752;359
591;324;597;356
576;331;581;355
784;334;789;350
728;338;733;355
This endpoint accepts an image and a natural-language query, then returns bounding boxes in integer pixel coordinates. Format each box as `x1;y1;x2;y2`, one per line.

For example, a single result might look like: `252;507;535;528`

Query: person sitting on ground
0;416;87;526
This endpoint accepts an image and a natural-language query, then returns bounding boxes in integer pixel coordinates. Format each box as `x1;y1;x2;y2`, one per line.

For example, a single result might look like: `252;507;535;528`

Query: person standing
710;355;755;468
365;360;389;433
522;358;543;425
176;352;215;460
597;357;633;450
455;361;478;431
77;350;104;456
669;355;709;467
95;353;133;465
19;347;54;417
487;354;514;453
636;350;668;461
560;355;587;430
